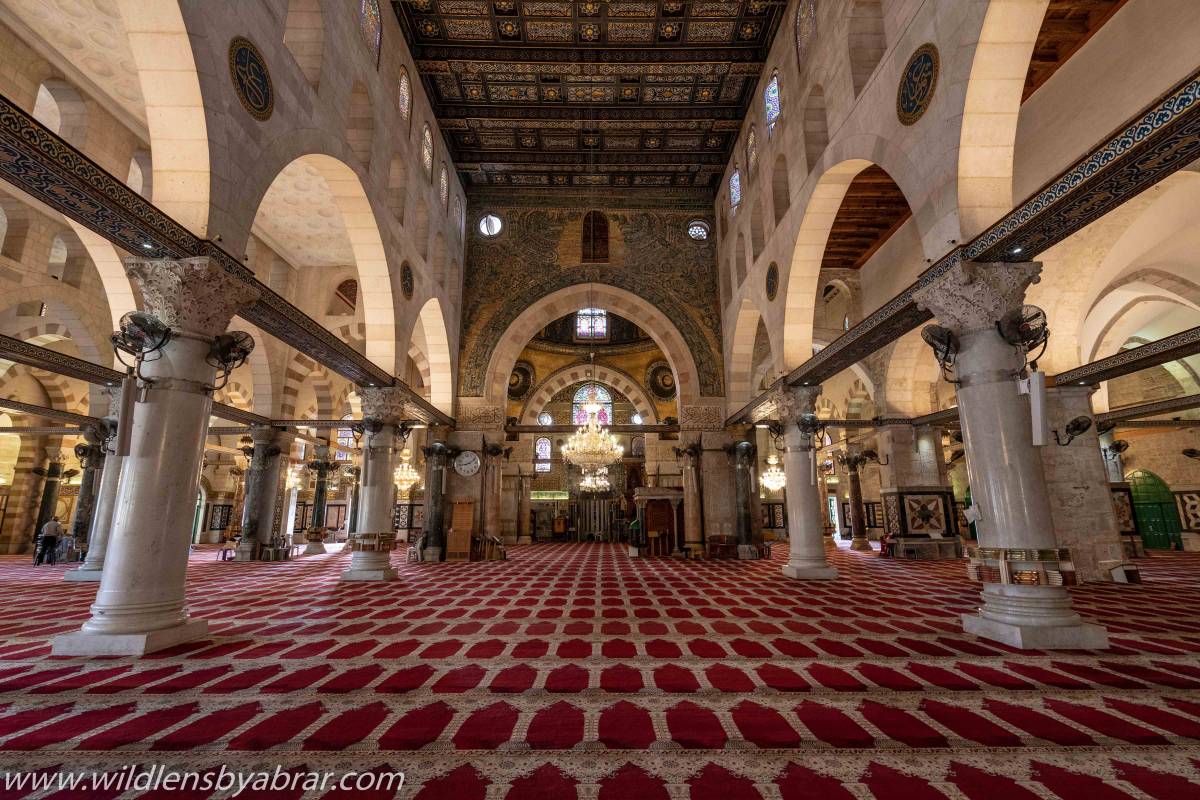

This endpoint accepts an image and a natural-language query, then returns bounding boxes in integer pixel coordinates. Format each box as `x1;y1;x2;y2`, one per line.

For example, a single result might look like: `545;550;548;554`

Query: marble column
422;440;450;561
304;451;339;554
516;471;533;545
53;256;260;656
677;444;704;555
914;260;1107;649
483;442;504;541
236;426;289;561
344;391;406;581
729;439;757;559
66;390;122;582
68;426;106;548
345;466;361;535
845;461;872;551
777;386;838;579
32;453;66;543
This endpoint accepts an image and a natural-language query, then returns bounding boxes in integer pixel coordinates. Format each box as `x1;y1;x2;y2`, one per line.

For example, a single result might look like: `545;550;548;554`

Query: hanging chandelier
760;453;787;492
579;466;611;493
393;448;421;496
562;389;623;470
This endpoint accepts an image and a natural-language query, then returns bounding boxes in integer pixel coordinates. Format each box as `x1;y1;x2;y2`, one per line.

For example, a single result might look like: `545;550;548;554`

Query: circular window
537;412;553;426
478;213;503;237
686;220;710;241
631;413;644;425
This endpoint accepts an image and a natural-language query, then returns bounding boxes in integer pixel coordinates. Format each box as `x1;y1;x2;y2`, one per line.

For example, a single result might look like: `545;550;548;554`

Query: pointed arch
750;199;765;259
728;298;766;412
520;363;658;425
848;0;887;97
387;154;407;223
803;86;829;174
772;154;791;225
413;298;454;414
347;82;374;166
284;0;325;90
432;232;448;289
735;232;748;288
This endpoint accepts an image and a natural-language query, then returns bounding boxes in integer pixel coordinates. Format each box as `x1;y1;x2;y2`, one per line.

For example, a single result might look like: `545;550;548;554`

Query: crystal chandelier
760;453;787;492
393;448;421;496
562;389;623;470
579;466;611;492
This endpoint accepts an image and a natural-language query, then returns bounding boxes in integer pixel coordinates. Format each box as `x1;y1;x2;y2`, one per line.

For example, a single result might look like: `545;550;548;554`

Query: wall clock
453;451;481;477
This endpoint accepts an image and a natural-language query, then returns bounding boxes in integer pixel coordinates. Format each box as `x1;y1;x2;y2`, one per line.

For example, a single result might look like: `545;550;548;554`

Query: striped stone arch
332;382;358;418
214;380;253;412
0;366;82;415
519;364;659;425
332;322;367;352
279;352;321;419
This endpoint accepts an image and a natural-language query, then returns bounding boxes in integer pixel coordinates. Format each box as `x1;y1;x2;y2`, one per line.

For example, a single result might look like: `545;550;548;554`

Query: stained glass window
729;169;742;209
765;74;781;133
439;165;449;210
535;437;552;472
421;124;434;180
746;126;758;174
336;414;355;462
687;220;710;240
398;69;412;124
359;0;382;65
575;308;607;340
537;412;553;426
573;384;612;426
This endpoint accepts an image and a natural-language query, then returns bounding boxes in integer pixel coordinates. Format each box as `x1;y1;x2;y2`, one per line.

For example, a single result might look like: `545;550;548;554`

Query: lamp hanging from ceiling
563;389;624;470
760;453;786;492
393;447;421;496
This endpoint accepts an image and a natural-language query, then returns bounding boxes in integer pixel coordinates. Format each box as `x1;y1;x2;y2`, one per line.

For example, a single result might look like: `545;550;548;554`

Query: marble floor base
962;612;1110;650
50;618;208;657
781;562;838;580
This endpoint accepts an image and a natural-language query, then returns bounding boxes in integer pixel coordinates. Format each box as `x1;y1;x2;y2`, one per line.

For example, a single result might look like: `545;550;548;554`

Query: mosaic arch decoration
398;69;412;124
228;37;274;122
766;261;779;301
765;72;781;133
401;262;414;300
359;0;383;66
897;43;939;126
795;0;818;68
508;360;534;401
421;124;434;180
646;360;677;402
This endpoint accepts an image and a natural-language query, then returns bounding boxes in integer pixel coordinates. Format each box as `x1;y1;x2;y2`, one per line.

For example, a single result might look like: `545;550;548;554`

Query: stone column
304;451;339;553
345;465;361;535
914;260;1107;649
32;453;66;544
1042;384;1124;581
66;391;122;582
676;444;704;554
53;256;260;656
483;442;504;541
235;426;289;560
728;439;757;559
670;497;684;555
68;426;106;549
917;426;949;485
845;461;872;551
516;471;533;545
777;386;838;579
422;439;450;561
344;389;408;581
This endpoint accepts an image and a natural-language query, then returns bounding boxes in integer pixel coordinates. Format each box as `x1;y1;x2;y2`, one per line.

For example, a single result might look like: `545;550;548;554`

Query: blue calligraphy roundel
897;43;939;126
229;37;274;122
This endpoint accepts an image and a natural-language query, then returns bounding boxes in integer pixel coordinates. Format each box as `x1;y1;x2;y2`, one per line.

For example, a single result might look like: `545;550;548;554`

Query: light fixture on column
1052;415;1092;446
393;448;421;496
760;453;786;492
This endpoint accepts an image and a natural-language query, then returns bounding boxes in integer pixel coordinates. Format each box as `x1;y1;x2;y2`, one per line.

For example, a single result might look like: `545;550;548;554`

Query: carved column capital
774;385;821;424
913;261;1042;335
123;257;261;339
358;387;410;426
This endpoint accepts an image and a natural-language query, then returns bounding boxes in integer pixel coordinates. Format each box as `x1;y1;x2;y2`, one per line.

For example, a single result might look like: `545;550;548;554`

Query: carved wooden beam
1054;326;1200;387
1096;392;1200;424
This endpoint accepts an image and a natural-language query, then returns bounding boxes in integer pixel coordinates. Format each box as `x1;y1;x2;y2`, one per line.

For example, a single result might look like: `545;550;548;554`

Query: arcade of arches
0;0;1198;796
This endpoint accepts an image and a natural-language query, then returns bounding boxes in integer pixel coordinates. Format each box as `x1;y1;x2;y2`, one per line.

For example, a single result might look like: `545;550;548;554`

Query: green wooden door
1127;470;1183;550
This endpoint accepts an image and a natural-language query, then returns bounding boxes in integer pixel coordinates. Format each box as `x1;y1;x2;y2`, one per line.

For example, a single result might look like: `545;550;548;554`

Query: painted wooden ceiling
391;0;785;193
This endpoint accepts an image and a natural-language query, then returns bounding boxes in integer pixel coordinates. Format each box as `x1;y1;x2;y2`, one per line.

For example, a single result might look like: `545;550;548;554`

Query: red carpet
0;543;1198;797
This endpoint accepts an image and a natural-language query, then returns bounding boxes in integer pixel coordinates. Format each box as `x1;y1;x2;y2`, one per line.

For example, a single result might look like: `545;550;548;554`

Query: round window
687;220;710;241
631;413;644;425
478;213;503;237
537;411;553;426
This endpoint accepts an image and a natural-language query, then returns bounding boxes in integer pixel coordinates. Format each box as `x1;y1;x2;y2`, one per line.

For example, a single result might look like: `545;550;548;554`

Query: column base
63;567;103;582
516;536;532;545
962;612;1108;650
627;545;640;557
423;547;443;562
234;541;258;561
850;537;873;551
303;543;327;555
737;545;759;560
341;567;398;581
782;562;838;580
51;618;208;657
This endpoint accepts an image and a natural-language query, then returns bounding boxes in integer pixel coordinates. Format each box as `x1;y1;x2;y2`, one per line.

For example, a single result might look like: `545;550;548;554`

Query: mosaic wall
459;203;722;397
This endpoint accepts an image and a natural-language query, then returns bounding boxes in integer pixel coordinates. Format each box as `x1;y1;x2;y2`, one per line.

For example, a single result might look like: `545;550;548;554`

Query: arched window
421;124;434;180
359;0;382;65
573;384;612;426
336;414;355;461
330;278;357;314
398;68;412;124
764;73;781;134
575;308;607;340
581;210;609;263
535;437;552;472
729;169;742;210
746;126;758;175
439;165;449;210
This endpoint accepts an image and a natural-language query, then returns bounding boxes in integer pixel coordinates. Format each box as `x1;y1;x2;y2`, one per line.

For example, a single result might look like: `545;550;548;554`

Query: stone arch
278;352;320;419
0;288;107;370
956;0;1049;239
803;86;829;174
214;380;253;412
411;199;431;260
750;198;765;260
728;298;767;412
115;0;211;236
347;81;374;167
412;298;453;414
250;154;396;372
432;232;448;288
772;154;791;226
844;377;875;419
847;0;886;98
881;328;941;416
237;324;275;418
387;155;407;224
284;0;325;90
32;79;87;146
482;283;702;407
127;148;153;199
519;364;658;425
734;232;747;288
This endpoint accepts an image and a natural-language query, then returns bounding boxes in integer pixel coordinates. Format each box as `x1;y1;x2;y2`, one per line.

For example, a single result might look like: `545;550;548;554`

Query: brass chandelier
393;448;421;496
562;388;623;470
760;453;787;492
